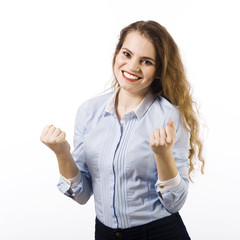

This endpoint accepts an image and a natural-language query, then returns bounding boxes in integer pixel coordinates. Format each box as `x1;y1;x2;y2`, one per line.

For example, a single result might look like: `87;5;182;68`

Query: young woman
40;20;204;240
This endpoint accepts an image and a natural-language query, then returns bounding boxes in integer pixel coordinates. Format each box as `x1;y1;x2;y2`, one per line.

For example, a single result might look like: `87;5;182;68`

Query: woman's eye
142;60;152;65
123;51;130;57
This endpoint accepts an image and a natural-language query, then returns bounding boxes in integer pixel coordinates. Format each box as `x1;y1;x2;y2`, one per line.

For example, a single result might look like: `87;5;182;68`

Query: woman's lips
122;70;142;82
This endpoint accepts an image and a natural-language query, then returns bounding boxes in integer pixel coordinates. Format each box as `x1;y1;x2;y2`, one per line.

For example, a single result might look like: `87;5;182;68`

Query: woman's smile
121;70;142;82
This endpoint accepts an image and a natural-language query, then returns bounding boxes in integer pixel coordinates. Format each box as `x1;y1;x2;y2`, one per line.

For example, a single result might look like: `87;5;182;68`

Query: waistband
95;212;182;239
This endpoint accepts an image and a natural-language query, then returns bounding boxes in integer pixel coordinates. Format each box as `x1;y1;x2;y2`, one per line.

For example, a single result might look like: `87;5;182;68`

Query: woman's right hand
40;125;71;157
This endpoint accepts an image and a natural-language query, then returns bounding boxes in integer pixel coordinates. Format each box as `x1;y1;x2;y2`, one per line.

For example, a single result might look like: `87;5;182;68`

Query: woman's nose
128;58;140;72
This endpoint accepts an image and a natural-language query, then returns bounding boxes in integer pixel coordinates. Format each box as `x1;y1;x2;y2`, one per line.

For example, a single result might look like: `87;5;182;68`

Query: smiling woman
40;20;204;240
113;31;157;98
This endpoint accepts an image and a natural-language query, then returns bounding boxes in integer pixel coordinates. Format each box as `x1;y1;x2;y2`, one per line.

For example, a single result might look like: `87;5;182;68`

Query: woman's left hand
149;119;176;155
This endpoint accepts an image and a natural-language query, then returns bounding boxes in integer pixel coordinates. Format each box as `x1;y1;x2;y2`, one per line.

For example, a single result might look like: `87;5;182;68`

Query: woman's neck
115;88;148;121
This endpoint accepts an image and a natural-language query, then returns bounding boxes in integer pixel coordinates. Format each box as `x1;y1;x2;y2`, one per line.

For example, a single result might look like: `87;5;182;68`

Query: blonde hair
112;20;205;181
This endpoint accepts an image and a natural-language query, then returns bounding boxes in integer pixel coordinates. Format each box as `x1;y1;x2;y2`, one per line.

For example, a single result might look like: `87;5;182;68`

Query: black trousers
95;212;190;240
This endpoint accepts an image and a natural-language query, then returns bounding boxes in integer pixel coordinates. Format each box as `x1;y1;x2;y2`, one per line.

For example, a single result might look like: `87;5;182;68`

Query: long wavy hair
111;20;205;181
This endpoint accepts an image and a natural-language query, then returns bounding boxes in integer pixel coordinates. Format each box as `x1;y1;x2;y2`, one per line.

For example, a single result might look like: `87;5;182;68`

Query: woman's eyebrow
122;47;156;62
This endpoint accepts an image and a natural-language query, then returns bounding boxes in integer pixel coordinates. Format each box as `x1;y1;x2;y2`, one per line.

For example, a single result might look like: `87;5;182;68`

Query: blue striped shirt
57;88;190;229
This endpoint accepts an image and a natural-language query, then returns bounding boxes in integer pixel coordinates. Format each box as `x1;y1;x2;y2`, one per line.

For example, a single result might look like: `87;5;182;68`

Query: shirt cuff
155;172;181;193
60;171;82;188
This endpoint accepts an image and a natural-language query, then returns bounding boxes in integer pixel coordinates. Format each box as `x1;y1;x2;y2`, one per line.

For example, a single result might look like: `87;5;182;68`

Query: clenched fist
149;119;176;155
40;125;70;156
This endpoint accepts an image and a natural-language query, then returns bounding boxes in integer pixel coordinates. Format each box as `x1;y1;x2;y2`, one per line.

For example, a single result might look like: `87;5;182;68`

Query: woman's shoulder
154;95;178;113
81;91;113;109
76;91;113;117
154;96;190;136
152;95;184;127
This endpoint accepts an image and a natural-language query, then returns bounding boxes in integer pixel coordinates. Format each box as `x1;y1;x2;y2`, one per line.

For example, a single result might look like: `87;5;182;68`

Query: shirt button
115;232;122;237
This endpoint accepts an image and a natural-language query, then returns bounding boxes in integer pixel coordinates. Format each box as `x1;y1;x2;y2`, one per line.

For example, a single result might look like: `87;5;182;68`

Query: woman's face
114;31;157;97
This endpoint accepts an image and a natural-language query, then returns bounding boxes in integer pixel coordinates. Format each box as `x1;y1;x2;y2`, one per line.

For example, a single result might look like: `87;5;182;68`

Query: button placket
120;117;126;126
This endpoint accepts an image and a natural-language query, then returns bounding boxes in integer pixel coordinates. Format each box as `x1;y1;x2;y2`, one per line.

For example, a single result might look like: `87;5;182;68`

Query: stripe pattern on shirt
113;113;137;228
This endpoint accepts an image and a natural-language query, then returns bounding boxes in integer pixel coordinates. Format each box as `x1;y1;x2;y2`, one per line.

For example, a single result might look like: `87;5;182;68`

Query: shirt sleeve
155;107;190;213
60;171;82;189
155;172;181;193
57;102;93;205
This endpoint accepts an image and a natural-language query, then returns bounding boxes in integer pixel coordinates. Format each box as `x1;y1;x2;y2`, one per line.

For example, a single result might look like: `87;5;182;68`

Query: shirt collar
104;88;156;120
134;90;156;119
105;87;120;114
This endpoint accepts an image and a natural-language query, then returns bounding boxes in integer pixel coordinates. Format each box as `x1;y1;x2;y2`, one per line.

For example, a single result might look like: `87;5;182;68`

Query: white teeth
123;71;139;80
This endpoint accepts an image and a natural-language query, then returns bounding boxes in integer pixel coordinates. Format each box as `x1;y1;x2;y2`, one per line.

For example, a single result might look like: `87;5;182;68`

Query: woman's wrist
154;149;173;160
55;150;72;161
154;150;178;181
56;152;78;179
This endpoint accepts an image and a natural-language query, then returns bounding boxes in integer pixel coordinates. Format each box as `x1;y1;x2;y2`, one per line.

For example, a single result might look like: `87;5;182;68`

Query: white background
1;0;240;239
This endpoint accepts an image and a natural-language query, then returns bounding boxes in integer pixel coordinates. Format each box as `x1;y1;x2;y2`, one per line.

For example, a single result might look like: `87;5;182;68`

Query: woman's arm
40;125;78;194
150;119;178;181
150;118;189;213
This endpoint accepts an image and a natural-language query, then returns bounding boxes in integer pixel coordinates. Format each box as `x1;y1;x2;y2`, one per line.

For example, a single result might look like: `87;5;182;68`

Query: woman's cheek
116;54;126;66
